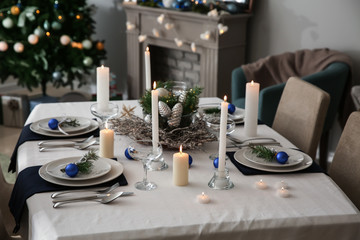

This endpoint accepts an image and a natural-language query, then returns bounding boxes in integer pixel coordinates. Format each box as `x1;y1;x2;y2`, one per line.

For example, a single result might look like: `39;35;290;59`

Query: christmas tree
0;0;106;96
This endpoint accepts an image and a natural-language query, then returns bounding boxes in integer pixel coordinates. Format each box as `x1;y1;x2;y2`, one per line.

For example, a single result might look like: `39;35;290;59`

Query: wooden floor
0;125;21;157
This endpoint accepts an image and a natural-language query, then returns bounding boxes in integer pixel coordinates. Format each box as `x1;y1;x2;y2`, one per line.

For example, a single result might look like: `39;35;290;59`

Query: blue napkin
9;123;99;173
227;151;325;175
9;162;127;233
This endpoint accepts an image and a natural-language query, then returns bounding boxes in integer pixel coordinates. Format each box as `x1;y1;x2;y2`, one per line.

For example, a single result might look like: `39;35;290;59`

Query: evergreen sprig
60;149;99;174
59;118;80;127
250;145;276;162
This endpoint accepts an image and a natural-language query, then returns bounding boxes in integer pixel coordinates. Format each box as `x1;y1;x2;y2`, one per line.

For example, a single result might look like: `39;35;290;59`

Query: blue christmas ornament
188;154;193;167
48;118;59;130
228;103;236;114
276;151;289;164
213;157;219;168
125;147;134;160
65;163;79;177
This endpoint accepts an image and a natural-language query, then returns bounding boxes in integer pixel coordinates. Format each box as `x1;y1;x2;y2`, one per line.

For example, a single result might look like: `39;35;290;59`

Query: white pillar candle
145;47;151;91
244;80;260;137
152;82;159;152
99;122;114;158
173;145;189;186
218;95;228;175
96;65;110;111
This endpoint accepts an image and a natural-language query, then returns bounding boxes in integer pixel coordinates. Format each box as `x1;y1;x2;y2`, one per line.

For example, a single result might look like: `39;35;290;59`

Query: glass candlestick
208;168;234;190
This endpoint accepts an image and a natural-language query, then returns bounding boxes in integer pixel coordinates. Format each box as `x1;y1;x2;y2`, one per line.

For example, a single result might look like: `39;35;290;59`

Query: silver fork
38;140;97;152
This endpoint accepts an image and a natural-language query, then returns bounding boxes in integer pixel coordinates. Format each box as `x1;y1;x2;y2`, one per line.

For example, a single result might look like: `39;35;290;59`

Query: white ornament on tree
2;17;14;29
13;42;24;53
82;39;92;49
60;35;71;45
34;27;45;37
28;34;39;45
156;88;170;97
83;56;93;66
0;41;8;52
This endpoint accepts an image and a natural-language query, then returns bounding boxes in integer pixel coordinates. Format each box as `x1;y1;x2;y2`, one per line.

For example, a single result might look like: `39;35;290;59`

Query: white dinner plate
38;117;91;133
234;147;313;173
39;158;124;187
243;146;304;167
46;156;112;181
30;118;99;137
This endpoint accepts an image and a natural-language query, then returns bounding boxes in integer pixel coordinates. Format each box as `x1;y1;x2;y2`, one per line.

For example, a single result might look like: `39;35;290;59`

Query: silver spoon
52;191;133;208
39;140;97;152
51;182;120;199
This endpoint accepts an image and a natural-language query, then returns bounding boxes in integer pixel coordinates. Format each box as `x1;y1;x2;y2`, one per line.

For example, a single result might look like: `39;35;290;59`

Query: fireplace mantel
123;4;251;99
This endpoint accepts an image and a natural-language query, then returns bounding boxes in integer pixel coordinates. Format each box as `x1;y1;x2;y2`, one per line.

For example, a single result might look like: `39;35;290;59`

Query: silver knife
52;192;134;203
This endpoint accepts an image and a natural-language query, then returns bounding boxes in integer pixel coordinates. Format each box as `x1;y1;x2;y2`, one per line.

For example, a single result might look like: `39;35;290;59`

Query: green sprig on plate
60;150;99;177
250;145;289;164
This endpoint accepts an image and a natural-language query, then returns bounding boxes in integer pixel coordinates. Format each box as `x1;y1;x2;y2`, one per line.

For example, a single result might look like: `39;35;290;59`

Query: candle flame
146;46;149;52
251;80;254;85
202;192;205;196
153;81;157;90
179;145;183;153
101;65;104;69
281;187;285;191
224;95;227;102
105;121;108;129
260;179;263;183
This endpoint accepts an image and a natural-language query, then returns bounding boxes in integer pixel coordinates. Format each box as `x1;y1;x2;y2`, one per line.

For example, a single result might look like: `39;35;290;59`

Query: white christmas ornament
34;27;45;37
164;23;174;30
82;39;92;49
174;38;183;47
83;56;93;66
0;41;8;52
138;34;147;42
60;35;71;45
157;88;170;97
2;17;14;29
28;34;39;45
13;42;24;53
152;28;160;38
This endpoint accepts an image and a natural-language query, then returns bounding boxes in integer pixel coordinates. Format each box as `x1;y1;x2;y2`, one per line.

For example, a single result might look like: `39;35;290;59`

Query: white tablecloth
16;98;360;240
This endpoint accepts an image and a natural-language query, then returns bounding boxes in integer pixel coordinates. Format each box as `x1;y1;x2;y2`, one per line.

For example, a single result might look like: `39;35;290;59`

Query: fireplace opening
150;45;201;89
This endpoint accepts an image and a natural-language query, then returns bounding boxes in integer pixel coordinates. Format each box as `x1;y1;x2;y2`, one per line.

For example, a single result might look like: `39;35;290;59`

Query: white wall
247;0;360;85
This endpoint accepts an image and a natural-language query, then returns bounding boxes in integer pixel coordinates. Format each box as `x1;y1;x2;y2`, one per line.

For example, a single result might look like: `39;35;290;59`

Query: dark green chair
232;61;351;171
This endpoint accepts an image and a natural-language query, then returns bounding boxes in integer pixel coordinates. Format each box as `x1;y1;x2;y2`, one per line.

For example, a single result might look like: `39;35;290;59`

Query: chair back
329;111;360;209
272;77;330;159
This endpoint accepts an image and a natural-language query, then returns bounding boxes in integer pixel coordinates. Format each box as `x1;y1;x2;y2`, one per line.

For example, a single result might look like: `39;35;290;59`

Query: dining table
10;97;360;240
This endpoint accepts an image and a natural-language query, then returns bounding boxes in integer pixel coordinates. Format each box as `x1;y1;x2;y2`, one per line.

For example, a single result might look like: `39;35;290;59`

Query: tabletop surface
16;98;360;240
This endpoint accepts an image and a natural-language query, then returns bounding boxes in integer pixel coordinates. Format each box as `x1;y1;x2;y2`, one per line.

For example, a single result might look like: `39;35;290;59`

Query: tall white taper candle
218;96;228;174
151;82;159;152
145;47;151;91
244;80;260;137
96;65;110;111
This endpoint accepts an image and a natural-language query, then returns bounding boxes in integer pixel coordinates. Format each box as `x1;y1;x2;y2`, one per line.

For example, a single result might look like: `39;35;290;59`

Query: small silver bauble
83;56;93;66
2;17;14;29
34;27;45;37
178;91;187;103
52;71;62;80
51;21;62;30
144;114;151;123
158;101;172;117
43;20;50;30
82;39;92;49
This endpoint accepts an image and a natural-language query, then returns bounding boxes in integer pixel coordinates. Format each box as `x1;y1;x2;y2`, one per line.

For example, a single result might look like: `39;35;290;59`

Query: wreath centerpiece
111;81;217;149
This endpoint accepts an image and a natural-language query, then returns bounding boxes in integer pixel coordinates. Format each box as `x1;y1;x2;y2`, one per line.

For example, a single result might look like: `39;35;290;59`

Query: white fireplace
123;4;251;99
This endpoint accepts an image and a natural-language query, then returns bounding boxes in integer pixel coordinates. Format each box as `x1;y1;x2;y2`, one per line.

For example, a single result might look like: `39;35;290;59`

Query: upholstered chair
329;111;360;210
272;77;330;160
232;49;351;170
